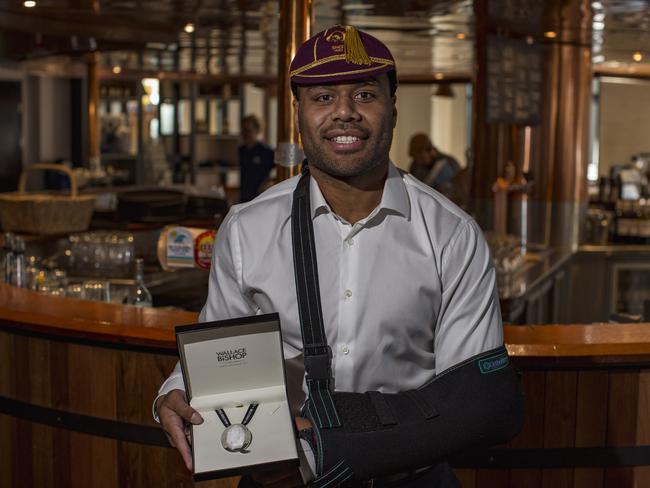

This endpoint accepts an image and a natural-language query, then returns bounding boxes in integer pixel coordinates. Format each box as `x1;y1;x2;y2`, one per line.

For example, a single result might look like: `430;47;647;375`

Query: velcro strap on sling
310;460;354;488
292;169;341;429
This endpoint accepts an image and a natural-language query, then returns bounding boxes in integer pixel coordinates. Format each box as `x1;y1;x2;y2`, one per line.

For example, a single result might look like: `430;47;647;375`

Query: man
239;114;275;203
155;25;523;487
408;133;461;199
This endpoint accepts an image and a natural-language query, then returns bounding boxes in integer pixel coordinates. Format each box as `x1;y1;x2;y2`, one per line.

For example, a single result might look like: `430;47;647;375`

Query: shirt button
344;289;353;299
341;345;350;355
345;238;354;247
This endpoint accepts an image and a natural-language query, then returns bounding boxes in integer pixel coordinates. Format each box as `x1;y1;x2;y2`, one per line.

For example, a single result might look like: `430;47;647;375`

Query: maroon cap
289;25;396;86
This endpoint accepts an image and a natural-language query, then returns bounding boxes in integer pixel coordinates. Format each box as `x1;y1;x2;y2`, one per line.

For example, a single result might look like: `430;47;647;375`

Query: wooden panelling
542;371;578;488
604;371;639;487
509;371;545;488
1;412;232;488
0;329;234;488
573;371;608;488
3;284;650;487
0;412;15;487
635;371;650;483
476;469;509;487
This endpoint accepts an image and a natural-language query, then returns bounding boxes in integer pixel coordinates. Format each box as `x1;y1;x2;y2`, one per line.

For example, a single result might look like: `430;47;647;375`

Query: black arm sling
290;168;525;487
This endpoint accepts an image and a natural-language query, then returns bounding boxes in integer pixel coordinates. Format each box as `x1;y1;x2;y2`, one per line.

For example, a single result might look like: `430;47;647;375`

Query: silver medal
220;423;253;452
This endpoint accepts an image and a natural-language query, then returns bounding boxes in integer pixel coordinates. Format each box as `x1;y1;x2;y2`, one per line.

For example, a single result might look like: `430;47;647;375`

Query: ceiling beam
0;9;178;44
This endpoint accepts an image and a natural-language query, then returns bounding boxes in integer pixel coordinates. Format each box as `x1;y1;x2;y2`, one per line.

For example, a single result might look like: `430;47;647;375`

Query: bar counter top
1;282;650;365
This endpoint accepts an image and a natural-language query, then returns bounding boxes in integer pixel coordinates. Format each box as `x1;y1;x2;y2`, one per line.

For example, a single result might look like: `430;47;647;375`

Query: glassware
12;236;26;288
130;258;152;307
3;232;14;284
51;269;68;288
69;231;135;278
83;280;111;302
66;283;85;299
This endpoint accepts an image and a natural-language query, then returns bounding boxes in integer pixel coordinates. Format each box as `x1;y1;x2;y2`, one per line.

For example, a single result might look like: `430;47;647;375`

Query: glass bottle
3;233;14;284
12;236;26;288
131;258;152;307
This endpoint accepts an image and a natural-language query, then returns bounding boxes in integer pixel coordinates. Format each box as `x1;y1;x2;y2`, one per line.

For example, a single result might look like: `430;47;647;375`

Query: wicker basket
0;163;95;235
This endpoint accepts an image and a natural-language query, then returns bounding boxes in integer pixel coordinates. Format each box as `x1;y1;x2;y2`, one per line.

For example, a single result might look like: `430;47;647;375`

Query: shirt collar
308;161;410;221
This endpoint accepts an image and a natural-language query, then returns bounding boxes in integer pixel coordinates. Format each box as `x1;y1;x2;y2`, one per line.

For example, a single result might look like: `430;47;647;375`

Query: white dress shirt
158;162;503;406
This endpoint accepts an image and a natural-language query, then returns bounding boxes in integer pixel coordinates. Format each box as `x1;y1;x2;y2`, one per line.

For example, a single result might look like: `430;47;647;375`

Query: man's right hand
156;389;204;471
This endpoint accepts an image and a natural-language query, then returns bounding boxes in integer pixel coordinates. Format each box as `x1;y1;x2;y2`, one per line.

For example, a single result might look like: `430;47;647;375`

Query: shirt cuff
299;438;316;483
151;371;185;423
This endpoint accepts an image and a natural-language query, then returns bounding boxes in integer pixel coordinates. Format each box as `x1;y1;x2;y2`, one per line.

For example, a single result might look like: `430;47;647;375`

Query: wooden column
86;52;100;171
274;0;313;182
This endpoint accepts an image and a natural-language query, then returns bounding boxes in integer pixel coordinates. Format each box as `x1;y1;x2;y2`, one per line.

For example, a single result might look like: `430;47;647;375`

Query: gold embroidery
291;63;393;79
289;55;394;77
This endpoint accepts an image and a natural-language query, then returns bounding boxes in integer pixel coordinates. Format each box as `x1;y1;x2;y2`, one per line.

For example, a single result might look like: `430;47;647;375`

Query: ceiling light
112;66;122;74
434;73;444;80
455;33;466;40
633;52;643;62
23;0;36;7
544;31;557;39
184;23;195;34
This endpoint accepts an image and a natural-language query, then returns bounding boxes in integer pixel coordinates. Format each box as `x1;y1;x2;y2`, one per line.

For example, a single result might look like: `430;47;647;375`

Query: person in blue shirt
239;115;275;203
408;133;461;199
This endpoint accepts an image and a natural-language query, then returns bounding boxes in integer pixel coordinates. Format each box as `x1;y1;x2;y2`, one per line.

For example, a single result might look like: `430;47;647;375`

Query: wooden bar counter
1;283;649;488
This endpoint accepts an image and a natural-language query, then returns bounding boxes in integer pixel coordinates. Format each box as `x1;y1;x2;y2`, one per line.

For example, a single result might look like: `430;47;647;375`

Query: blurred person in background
239;114;274;203
408;133;461;200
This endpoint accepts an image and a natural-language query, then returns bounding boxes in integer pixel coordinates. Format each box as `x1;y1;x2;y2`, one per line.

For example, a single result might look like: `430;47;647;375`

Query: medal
215;403;259;452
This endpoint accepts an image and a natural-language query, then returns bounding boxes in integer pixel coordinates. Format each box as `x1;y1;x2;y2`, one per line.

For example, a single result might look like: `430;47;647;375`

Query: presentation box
176;313;300;482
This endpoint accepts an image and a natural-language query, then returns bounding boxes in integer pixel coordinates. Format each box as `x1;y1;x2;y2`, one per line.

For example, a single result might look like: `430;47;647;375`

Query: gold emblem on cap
322;25;372;65
325;29;345;53
326;31;345;43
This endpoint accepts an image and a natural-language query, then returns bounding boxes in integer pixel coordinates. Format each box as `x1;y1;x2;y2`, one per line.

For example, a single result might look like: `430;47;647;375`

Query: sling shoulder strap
291;169;341;429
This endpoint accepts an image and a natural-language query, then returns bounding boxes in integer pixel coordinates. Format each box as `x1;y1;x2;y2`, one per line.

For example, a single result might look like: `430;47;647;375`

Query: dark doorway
0;81;22;192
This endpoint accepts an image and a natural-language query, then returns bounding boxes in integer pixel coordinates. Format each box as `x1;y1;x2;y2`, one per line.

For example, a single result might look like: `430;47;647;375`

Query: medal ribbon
215;403;259;428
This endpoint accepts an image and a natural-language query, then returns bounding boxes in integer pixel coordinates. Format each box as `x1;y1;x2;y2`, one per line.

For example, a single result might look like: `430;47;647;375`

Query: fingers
160;389;203;424
158;389;202;471
294;416;312;431
161;408;193;469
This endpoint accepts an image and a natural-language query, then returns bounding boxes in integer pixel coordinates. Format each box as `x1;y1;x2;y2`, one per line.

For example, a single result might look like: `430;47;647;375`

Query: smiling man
155;25;524;488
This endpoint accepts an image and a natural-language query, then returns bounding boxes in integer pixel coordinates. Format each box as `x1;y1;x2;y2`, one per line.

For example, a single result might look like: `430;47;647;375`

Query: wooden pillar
86;52;100;171
275;0;313;182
